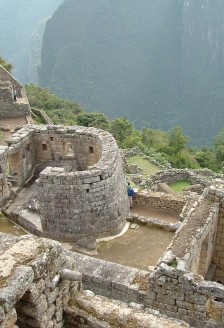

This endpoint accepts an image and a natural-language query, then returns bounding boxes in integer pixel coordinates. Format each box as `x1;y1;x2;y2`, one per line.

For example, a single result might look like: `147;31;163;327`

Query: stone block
176;300;194;310
147;291;156;301
0;306;5;323
178;307;188;315
166;305;178;313
167;290;185;301
45;288;59;304
0;266;34;313
21;279;45;303
185;293;207;305
16;294;48;318
0;308;17;328
156;294;175;306
194;304;206;312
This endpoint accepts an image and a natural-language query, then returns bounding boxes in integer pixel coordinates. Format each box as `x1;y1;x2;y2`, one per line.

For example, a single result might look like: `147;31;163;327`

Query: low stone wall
148;265;224;328
68;252;149;304
146;187;224;327
151;168;217;190
134;191;187;213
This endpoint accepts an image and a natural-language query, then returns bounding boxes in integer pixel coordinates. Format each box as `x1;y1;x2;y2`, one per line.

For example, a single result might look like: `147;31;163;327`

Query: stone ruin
0;124;223;326
1;180;224;327
0;65;33;141
0;124;129;245
0;75;223;326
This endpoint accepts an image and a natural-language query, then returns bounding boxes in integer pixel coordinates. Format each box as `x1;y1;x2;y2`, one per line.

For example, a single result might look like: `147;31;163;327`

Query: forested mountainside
0;0;64;83
39;0;224;146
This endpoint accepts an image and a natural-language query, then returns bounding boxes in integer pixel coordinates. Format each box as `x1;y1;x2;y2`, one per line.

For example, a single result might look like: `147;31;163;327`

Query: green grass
168;180;191;192
127;155;160;176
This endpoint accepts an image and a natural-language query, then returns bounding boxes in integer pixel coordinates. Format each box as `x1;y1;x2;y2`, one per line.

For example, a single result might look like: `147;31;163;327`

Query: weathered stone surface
16;294;48;318
0;266;34;313
65;293;193;328
0;308;17;328
60;269;82;282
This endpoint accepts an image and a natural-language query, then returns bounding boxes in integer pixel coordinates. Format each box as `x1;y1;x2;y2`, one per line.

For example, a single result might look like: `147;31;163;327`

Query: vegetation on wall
0;56;12;72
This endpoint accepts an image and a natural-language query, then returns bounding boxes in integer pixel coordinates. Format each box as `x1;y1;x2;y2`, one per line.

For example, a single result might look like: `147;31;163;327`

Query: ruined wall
6;129;35;186
0;146;10;205
0;81;13;101
151;168;216;189
0;65;22;97
146;187;223;327
134;191;187;213
35;126;128;242
4;125;129;242
147;264;224;328
0;233;81;328
209;186;224;283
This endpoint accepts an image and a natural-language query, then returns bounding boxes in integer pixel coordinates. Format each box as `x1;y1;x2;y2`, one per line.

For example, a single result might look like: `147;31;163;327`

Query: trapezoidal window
42;144;47;151
89;146;94;154
63;142;74;158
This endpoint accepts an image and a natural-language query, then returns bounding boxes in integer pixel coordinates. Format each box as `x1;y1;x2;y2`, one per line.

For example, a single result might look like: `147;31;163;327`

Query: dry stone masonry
0;137;224;326
2;124;129;243
3;68;224;327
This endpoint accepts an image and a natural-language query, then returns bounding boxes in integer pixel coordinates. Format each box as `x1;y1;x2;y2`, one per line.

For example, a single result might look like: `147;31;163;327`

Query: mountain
39;0;224;146
0;0;64;83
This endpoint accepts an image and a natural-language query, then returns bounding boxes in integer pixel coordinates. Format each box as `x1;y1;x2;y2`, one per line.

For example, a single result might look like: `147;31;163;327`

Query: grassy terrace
168;181;191;192
127;155;160;177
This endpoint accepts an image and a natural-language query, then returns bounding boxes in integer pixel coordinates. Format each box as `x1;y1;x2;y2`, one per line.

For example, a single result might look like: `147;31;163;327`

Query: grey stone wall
134;191;187;213
151;168;217;190
35;126;128;241
0;99;31;119
0;233;80;328
0;65;22;97
146;186;224;327
4;125;129;242
0;81;13;101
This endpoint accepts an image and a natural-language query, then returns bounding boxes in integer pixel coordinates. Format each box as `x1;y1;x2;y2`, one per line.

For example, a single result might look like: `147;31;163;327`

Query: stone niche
5;125;129;242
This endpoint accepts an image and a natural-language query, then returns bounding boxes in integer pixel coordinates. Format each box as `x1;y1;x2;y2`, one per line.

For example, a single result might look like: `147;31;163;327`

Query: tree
76;112;109;130
213;128;224;167
141;127;168;150
168;126;189;155
0;56;12;72
109;118;134;147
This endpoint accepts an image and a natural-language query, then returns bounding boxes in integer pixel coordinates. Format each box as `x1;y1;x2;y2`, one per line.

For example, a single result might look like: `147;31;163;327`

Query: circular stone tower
36;125;129;242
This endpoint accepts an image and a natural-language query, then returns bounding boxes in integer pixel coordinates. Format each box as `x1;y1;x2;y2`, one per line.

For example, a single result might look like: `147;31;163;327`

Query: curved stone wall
34;125;129;242
3;125;129;242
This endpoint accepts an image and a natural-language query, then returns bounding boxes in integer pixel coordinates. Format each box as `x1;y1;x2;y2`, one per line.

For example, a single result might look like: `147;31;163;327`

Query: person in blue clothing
13;89;17;102
127;182;134;208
